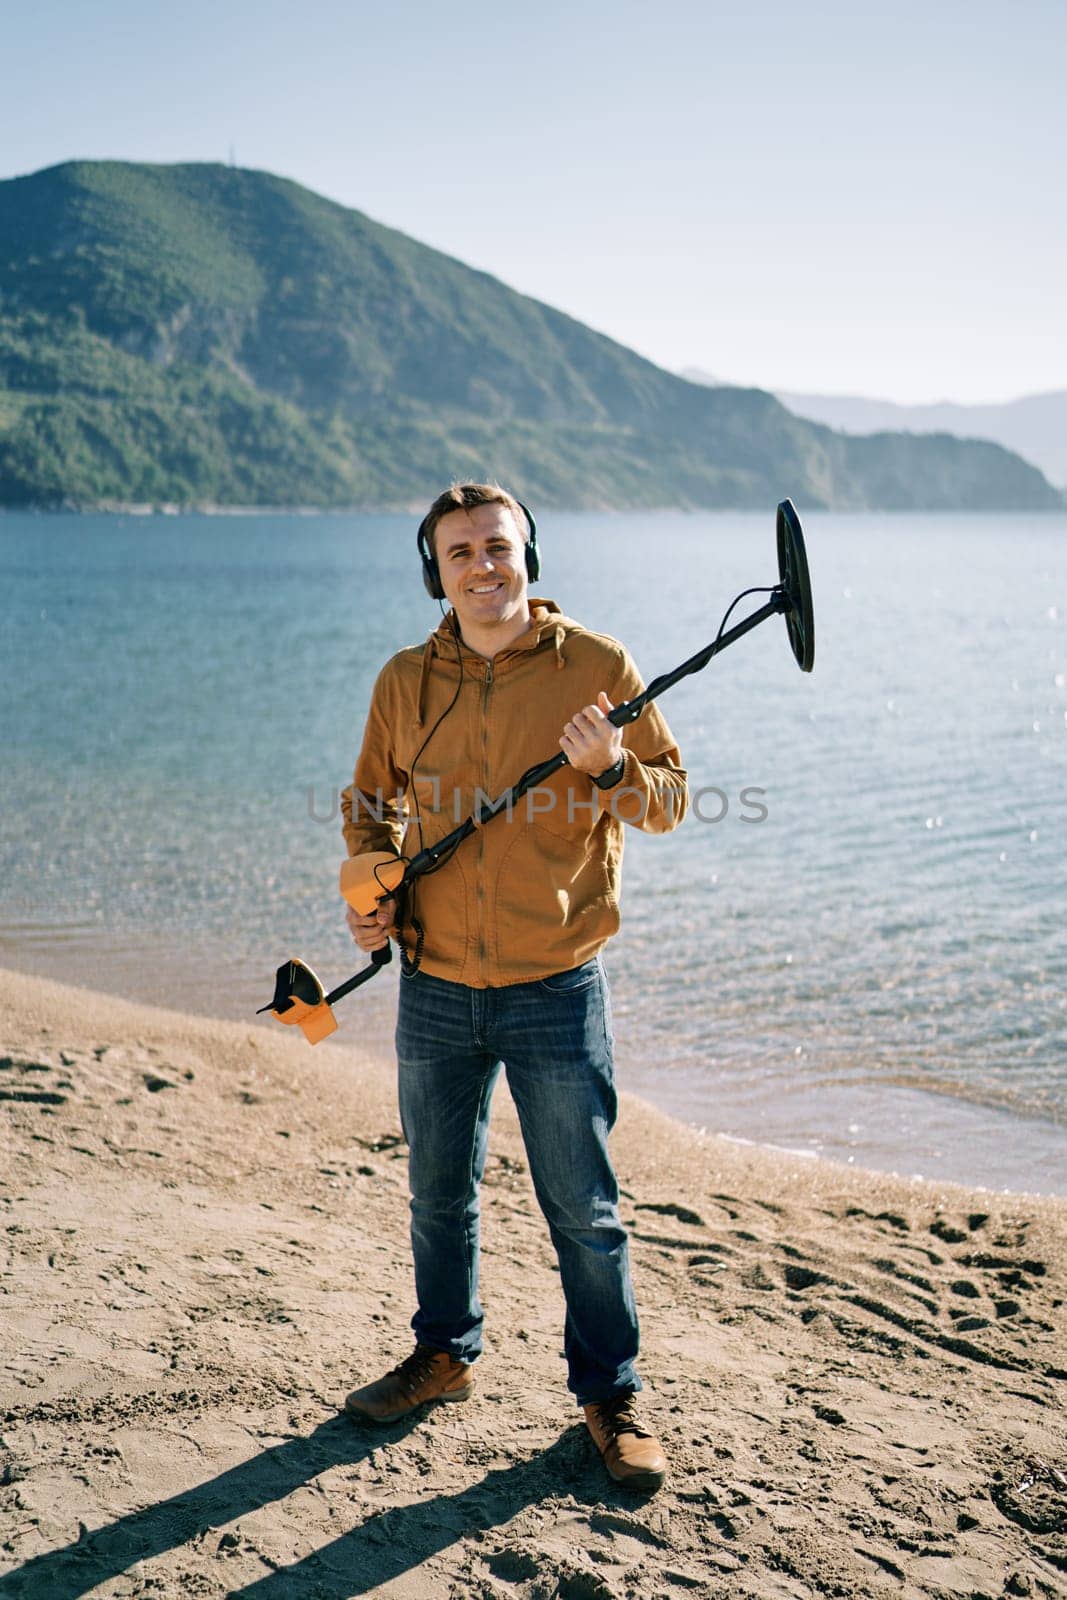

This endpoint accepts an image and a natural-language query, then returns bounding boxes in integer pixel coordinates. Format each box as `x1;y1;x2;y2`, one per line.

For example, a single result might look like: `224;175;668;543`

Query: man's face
434;502;531;637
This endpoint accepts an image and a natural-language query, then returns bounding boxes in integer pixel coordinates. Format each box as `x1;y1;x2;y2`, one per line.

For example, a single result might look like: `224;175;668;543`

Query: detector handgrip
339;851;407;915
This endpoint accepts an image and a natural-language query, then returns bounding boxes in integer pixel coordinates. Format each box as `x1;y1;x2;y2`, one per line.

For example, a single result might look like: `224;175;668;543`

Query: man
340;483;687;1492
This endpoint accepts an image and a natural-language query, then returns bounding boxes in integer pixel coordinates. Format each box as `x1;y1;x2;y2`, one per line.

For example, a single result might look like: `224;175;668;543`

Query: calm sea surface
2;510;1065;1193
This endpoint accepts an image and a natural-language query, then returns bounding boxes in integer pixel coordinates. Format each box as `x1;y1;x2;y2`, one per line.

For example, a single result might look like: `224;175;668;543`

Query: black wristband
592;754;626;791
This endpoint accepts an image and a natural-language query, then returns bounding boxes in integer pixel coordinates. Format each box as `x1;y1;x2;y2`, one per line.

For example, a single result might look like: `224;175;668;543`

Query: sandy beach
1;965;1064;1599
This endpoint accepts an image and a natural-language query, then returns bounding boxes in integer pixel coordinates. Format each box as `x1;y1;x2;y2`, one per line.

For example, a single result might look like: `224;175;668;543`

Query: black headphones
416;498;540;600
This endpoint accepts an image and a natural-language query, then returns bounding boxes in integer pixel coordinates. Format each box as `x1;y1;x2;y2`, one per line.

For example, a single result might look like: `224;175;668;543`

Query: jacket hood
415;600;573;726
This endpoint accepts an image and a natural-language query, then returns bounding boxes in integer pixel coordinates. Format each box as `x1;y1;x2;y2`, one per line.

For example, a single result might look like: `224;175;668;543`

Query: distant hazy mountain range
684;369;1067;491
0;161;1060;511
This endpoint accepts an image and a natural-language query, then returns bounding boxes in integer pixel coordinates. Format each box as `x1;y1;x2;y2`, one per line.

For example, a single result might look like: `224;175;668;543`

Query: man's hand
560;691;624;776
347;897;397;953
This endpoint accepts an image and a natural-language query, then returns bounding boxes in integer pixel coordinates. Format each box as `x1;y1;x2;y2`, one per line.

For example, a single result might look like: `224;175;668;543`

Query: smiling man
339;482;687;1491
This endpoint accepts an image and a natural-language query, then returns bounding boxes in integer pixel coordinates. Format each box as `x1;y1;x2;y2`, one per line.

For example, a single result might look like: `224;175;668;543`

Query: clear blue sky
3;0;1063;404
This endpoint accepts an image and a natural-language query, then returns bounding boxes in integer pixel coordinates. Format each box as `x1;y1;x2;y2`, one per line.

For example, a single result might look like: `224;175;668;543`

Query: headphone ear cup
417;516;446;600
422;556;444;600
524;542;540;583
517;501;540;583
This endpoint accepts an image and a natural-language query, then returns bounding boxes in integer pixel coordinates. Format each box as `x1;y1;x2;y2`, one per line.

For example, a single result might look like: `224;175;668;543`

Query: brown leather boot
583;1391;667;1491
344;1344;474;1424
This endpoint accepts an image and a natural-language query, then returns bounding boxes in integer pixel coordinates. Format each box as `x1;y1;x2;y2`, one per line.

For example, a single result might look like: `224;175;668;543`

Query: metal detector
262;498;815;1042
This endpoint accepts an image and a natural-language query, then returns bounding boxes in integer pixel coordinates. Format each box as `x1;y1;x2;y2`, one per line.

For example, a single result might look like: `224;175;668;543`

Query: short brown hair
421;482;527;555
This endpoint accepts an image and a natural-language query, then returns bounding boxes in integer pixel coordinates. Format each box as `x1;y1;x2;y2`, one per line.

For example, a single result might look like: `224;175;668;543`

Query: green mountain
0;161;1060;511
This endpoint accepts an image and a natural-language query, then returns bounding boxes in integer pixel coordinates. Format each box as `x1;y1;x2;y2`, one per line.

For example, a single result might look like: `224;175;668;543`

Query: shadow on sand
0;1412;637;1598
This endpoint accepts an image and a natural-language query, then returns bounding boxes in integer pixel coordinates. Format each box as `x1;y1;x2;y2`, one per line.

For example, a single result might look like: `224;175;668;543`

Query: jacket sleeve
598;646;688;834
340;665;409;859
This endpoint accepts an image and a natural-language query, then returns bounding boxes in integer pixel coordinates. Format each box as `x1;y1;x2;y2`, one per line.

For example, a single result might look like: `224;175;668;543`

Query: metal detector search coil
261;497;816;1041
777;498;815;673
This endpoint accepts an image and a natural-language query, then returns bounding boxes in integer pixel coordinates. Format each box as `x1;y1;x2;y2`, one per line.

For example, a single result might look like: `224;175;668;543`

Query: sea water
2;509;1065;1194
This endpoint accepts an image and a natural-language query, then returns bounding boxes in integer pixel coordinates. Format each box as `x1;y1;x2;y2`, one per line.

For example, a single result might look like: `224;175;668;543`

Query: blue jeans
395;956;641;1405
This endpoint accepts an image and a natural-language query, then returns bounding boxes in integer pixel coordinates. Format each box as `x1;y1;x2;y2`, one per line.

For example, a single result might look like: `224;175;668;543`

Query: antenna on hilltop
229;143;236;168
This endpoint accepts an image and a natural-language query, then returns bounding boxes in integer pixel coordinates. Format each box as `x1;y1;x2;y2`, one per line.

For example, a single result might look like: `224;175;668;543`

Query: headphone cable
394;606;466;970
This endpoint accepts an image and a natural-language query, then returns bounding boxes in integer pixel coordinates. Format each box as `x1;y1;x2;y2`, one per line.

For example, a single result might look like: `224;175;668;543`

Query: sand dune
1;967;1064;1598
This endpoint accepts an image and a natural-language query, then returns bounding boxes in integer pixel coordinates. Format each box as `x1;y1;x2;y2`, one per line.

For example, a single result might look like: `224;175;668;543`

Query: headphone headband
417;497;540;600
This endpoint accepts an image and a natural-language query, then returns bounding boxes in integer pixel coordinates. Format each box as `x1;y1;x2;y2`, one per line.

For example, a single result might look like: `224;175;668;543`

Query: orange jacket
341;600;687;986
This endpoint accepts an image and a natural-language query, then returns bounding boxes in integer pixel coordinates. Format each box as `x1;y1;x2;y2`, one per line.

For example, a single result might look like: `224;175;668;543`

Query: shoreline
11;962;1047;1208
2;964;1065;1596
2;927;1064;1201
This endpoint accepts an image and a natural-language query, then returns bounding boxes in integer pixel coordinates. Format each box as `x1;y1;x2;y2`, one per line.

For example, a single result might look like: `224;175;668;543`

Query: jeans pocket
538;958;600;993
